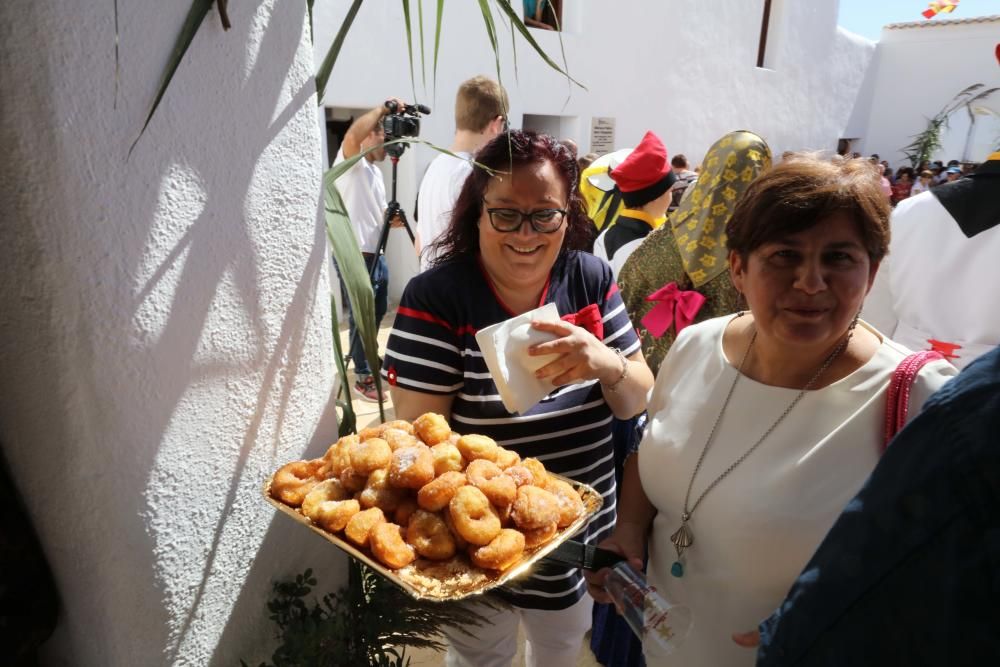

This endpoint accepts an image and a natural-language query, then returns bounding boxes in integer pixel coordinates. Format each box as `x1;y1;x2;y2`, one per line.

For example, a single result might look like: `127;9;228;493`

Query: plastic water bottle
604;562;693;654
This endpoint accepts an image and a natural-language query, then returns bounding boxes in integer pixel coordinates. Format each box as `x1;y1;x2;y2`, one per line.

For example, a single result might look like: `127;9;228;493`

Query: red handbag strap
882;351;944;453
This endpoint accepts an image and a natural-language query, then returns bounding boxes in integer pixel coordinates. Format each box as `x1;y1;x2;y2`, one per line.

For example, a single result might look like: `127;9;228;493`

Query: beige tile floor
338;306;604;667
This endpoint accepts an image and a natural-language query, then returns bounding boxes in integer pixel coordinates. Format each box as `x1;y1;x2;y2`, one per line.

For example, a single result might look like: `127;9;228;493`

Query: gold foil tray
263;473;603;601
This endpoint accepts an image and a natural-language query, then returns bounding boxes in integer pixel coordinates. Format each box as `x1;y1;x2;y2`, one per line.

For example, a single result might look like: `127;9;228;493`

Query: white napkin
476;303;563;415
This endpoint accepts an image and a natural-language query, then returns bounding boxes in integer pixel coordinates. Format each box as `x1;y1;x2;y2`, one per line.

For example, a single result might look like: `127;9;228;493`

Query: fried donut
388;445;436;489
469;528;525;571
430;442;465;476
382;427;420;451
394;497;419;525
416;470;467;512
503;464;534;487
370;522;416;569
455;434;499;463
271;459;325;507
443;510;469;550
466;459;517;508
344;507;386;548
521;521;558;549
406;510;457;560
495;447;521;469
302;480;360;532
511;485;560;530
321;435;357;478
413;412;451;446
339;466;368;493
358;425;383;441
546;478;585;528
521;458;549;488
359;468;406;512
349;437;392;475
448;486;502;546
380;419;415;435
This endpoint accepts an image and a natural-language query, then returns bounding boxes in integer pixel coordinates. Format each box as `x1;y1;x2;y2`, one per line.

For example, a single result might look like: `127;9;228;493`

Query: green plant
900;84;1000;168
242;564;504;667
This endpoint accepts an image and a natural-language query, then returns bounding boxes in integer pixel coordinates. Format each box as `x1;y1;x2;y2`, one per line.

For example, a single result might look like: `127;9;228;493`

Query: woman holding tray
585;154;957;666
382;129;654;667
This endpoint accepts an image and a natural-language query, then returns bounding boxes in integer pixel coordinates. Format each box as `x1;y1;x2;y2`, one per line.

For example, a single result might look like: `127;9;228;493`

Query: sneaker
354;375;387;403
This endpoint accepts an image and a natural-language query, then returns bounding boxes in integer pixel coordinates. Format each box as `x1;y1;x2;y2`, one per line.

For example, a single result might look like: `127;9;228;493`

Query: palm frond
315;0;364;104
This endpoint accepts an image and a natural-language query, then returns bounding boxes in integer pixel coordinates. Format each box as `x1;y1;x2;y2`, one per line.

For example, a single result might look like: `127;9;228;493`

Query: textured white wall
854;18;1000;166
0;1;345;665
311;0;873;301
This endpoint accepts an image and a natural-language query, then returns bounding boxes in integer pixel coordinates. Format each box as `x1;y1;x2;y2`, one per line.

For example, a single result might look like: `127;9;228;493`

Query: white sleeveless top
637;315;956;667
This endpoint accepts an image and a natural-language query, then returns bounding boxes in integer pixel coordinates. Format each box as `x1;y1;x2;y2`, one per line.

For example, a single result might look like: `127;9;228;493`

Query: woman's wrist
600;347;629;392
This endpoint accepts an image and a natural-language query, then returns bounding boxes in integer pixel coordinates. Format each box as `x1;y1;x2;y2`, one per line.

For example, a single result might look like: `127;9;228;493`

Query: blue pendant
671;561;684;578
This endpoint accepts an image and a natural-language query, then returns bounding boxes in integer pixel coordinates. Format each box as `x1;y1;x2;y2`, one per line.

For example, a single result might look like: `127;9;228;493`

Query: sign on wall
590;117;616;155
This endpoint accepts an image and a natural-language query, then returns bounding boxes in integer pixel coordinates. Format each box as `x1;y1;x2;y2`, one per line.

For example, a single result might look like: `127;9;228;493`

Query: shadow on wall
0;1;341;664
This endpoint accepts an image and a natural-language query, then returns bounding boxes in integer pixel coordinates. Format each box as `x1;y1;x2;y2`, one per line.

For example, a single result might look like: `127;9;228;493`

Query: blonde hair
455;76;509;132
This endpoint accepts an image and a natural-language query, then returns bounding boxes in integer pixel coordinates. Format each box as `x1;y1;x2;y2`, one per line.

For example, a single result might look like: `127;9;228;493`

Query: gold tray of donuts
264;413;603;601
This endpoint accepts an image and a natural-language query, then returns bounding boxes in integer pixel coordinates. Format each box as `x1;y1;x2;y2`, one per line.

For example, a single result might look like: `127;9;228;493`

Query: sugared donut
394;497;419;526
443;510;469;550
448;486;502;546
416;470;467;512
546;478;585;528
469;528;525;570
495;447;521;469
344;507;386;548
406;510;457;560
511;485;560;530
382;428;419;451
430;442;465;476
370;522;416;569
271;459;325;507
349;437;392;475
503;464;534;487
521;521;558;549
302;480;360;532
321;435;356;478
521;458;549;488
358;425;383;441
388;445;435;489
359;468;406;512
339;466;368;493
466;459;517;508
380;419;416;435
413;412;451;446
455;434;499;463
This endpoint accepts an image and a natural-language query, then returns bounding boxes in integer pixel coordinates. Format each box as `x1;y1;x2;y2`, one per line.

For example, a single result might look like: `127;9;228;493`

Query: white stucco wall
0;2;345;665
311;0;874;301
853;16;1000;166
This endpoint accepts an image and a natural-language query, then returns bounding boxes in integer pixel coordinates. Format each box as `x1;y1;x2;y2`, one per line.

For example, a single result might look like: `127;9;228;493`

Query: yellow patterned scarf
671;131;771;287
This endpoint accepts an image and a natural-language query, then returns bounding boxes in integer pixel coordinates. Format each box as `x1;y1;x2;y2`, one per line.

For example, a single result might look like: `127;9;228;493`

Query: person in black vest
592;132;675;280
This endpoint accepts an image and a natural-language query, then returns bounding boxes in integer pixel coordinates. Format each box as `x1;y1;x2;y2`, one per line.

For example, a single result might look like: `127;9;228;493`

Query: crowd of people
333;75;999;666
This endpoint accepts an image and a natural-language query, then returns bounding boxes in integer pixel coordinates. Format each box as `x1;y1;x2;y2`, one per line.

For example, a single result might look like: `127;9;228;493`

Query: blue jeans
346;253;388;377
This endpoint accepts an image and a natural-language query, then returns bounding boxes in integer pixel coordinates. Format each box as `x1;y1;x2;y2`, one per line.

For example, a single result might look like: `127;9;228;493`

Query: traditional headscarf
671;131;772;287
616;130;771;375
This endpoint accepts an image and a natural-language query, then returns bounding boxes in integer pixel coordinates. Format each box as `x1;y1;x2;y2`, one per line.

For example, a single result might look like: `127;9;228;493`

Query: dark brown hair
431;130;592;266
725;154;891;262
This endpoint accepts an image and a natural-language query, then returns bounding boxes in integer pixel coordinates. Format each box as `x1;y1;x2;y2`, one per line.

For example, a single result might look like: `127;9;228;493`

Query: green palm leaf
490;0;585;89
433;0;444;98
315;0;364;104
402;0;418;103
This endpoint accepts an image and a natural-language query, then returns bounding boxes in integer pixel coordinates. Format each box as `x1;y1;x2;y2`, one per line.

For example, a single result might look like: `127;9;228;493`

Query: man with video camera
415;76;508;272
333;98;409;402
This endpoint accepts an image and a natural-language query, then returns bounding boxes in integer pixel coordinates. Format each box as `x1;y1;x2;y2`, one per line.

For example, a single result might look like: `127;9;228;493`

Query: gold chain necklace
668;324;852;578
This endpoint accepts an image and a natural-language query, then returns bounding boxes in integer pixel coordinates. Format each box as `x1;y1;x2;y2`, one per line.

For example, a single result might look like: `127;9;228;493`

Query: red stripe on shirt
605;283;620;301
396;306;455;332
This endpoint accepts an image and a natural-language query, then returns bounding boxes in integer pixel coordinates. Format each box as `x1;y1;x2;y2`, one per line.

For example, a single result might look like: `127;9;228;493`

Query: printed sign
590;117;616;155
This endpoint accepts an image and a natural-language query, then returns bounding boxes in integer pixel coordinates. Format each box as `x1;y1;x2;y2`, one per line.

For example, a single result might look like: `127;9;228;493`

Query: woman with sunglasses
382;130;654;667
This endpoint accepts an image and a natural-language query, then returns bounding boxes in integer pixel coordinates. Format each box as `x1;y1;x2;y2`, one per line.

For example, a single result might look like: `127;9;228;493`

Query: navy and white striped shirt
382;251;640;610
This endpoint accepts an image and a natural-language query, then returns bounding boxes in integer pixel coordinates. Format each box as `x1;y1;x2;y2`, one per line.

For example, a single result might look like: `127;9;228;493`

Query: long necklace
669;325;852;578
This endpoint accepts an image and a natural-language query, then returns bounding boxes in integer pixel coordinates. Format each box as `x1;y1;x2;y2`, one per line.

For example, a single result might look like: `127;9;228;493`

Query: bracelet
602;347;629;393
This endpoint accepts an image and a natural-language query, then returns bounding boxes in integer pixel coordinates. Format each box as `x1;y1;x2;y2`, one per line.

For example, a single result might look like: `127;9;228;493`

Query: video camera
382;100;431;157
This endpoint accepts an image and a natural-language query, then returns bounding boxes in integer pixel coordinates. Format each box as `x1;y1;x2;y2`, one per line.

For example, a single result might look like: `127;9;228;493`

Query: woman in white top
585;155;957;667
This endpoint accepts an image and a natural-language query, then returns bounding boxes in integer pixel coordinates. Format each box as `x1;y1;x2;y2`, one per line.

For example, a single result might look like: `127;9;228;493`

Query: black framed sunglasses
483;203;568;233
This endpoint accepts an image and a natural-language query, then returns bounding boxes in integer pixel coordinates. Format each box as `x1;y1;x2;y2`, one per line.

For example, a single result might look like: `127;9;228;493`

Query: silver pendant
670;518;693;559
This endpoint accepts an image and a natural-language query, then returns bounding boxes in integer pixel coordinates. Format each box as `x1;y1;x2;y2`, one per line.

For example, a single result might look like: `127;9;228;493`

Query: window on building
524;0;563;32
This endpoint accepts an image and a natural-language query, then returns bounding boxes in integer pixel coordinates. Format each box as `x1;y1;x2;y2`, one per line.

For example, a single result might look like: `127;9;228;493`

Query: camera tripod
343;150;415;387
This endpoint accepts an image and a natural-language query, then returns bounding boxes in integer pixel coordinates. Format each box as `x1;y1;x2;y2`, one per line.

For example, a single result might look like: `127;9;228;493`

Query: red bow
562;303;604;340
927;338;961;362
641;282;705;337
